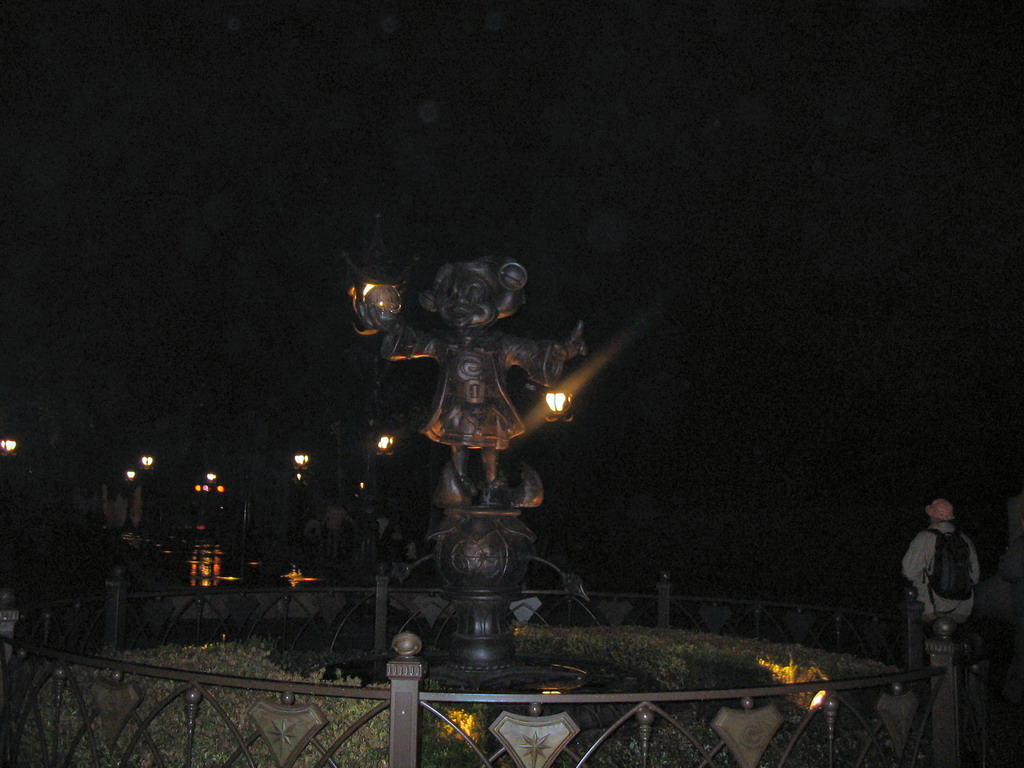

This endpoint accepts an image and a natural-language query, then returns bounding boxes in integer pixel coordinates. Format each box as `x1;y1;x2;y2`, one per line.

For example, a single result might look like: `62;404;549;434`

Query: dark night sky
2;2;1022;599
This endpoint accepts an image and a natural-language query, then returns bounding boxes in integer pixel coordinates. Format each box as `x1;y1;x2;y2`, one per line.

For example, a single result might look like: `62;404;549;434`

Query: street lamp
0;439;16;457
375;434;395;456
124;470;137;481
293;453;310;483
140;455;154;470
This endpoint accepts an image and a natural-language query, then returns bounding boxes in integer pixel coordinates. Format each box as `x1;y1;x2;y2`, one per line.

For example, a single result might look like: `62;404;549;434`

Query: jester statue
357;256;586;509
352;252;586;673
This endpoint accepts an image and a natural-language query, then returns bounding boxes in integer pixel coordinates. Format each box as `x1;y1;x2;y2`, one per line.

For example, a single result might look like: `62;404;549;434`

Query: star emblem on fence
490;710;579;768
517;730;551;760
250;701;327;768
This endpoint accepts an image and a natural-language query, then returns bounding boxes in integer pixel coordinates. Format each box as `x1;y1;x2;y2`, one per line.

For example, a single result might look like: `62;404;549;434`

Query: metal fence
13;571;909;666
0;578;985;767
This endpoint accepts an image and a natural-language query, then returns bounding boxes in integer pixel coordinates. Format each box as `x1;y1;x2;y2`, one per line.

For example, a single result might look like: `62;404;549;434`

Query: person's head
925;498;955;522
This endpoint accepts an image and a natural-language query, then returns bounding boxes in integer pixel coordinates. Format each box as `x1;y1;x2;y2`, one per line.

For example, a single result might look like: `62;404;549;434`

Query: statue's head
420;258;527;329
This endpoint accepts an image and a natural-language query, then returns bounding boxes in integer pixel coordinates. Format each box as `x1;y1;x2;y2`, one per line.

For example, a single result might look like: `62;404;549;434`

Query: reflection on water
185;543;317;587
281;564;319;588
188;543;224;587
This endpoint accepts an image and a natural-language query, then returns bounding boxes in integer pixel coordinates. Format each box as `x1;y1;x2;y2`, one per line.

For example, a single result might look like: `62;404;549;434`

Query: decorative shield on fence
699;604;732;634
876;689;918;757
596;599;633;626
711;703;784;768
413;594;450;627
510;596;542;623
90;677;142;746
142;599;175;637
250;701;328;768
862;620;892;659
318;594;348;626
783;610;817;644
225;595;259;631
490;710;580;768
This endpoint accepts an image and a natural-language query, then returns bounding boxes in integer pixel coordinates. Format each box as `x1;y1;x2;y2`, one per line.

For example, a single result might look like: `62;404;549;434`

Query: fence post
657;571;671;628
388;632;425;768
374;570;390;653
926;617;961;768
0;589;19;764
0;589;17;652
900;582;924;669
104;566;128;651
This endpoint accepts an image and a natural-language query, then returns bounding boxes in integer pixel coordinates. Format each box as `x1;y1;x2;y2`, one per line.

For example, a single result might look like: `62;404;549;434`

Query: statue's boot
510;463;544;508
432;461;476;508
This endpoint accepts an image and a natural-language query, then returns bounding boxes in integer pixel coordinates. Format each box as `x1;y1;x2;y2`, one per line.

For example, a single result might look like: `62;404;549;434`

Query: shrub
513;624;893;689
16;629;901;767
17;638;388;768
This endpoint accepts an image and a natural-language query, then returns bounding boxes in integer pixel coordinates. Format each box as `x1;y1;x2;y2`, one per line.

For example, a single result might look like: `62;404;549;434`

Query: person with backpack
902;498;980;625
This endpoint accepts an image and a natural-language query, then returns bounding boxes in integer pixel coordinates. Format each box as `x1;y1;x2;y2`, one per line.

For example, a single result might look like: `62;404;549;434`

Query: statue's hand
558;320;587;360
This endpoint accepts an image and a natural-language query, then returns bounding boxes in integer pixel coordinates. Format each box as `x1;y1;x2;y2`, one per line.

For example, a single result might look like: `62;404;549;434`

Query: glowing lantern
544;391;573;421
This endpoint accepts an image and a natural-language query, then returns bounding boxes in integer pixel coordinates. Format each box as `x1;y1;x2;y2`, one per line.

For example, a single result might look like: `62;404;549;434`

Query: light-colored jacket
902;520;981;622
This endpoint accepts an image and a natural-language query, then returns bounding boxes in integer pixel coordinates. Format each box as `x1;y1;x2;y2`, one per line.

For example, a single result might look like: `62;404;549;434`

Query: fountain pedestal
431;506;535;671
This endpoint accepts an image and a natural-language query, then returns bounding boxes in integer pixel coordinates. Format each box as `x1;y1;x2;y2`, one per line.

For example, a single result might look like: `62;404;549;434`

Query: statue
349;231;586;674
356;256;586;509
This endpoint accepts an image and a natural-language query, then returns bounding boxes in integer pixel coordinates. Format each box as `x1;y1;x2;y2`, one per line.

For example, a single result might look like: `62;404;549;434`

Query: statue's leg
451;445;468;477
432;445;476;508
482;447;499;486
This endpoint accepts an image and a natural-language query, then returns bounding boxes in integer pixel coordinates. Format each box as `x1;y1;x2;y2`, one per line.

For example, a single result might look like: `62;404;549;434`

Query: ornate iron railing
1;635;945;768
12;572;907;667
0;579;982;767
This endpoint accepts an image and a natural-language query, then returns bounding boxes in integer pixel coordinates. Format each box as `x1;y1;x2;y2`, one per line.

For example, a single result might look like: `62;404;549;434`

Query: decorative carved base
430;506;537;671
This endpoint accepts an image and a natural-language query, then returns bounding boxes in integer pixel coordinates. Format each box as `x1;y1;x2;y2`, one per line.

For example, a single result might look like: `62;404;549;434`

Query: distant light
202;485;210;492
125;470;137;481
376;434;395;455
1;439;17;456
194;485;202;492
140;456;154;469
293;454;309;469
196;524;206;531
216;485;225;493
206;473;217;482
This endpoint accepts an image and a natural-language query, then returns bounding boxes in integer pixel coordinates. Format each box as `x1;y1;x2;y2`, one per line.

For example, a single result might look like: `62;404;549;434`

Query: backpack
925;529;974;601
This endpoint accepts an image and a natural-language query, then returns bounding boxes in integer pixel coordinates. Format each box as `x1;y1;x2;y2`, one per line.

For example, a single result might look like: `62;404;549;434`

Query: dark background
2;1;1022;607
